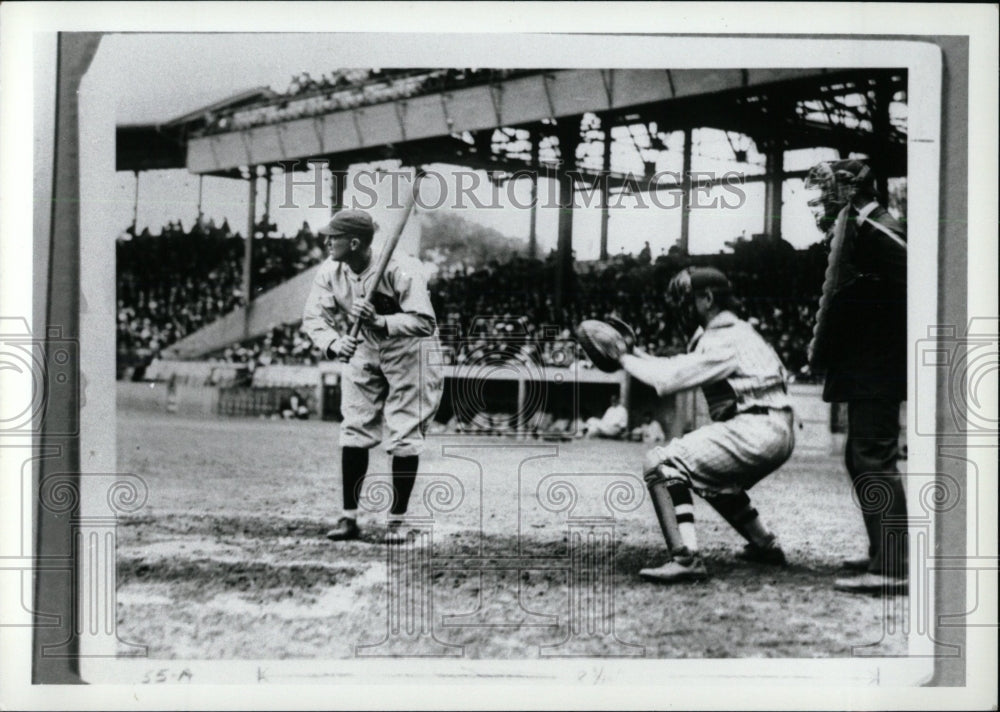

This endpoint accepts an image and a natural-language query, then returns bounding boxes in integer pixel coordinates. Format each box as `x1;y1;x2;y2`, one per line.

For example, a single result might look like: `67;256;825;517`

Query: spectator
582;394;629;439
118;218;825;384
280;391;311;420
631;411;666;443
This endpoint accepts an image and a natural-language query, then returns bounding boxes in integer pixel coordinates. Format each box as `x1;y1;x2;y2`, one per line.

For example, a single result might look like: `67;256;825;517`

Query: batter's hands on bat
331;334;360;361
349;300;386;332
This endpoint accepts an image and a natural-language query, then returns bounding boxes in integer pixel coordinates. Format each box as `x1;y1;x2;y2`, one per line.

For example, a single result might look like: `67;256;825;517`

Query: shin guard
647;480;692;560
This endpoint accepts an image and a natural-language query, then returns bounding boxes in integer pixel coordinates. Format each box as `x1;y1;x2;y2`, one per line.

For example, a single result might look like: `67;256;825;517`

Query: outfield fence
119;360;864;454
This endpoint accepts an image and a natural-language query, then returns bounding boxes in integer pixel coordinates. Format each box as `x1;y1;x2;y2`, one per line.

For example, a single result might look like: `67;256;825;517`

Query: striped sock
668;482;698;553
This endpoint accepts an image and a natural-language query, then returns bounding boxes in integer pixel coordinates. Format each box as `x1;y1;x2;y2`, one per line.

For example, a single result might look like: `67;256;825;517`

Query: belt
742;406;790;416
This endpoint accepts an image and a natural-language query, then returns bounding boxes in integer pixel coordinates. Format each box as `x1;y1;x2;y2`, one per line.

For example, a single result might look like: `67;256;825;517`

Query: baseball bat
340;168;424;361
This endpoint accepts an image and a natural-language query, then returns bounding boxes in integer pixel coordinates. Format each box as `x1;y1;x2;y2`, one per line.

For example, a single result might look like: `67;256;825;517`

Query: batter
302;209;443;543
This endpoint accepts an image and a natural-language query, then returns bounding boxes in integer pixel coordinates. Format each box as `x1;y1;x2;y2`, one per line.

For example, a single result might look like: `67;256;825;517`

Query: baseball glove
605;316;637;352
576;320;629;372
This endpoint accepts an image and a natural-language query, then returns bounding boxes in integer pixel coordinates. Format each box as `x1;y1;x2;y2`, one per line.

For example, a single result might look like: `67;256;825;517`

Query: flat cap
318;209;375;238
687;266;731;292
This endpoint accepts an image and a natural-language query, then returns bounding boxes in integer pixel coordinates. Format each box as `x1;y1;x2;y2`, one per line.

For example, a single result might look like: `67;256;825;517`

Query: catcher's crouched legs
704;490;787;566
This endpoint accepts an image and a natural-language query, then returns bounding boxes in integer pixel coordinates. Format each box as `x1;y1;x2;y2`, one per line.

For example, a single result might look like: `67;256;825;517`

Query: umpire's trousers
845;399;908;579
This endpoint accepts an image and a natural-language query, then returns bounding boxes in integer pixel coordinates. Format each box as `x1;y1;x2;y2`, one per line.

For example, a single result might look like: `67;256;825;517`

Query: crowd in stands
117;219;825;384
207;68;533;135
116;217;327;377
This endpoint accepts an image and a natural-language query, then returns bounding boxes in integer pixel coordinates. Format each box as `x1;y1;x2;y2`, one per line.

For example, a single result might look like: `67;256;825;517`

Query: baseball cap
318;209;375;239
687;266;731;292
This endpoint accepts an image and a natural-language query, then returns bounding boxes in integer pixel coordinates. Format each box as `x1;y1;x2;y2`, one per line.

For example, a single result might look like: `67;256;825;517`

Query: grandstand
116;65;906;425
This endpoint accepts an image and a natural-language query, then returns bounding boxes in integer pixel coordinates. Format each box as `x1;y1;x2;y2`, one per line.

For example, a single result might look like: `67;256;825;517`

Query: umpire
805;159;908;594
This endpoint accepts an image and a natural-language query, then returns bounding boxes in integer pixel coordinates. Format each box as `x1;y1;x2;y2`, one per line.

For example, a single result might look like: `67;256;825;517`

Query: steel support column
679;127;692;254
242;167;257;336
196;174;204;223
554;121;580;315
870;78;893;205
764;143;784;240
528;128;539;259
599;114;613;261
330;168;348;214
131;171;139;235
263;168;272;236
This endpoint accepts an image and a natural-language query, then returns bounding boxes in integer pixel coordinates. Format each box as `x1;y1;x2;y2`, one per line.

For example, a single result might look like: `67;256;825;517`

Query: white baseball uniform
622;310;795;495
302;253;443;456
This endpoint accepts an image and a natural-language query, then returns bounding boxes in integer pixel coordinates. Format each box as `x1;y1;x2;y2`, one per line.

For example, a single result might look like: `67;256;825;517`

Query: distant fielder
302;209;443;543
579;267;796;583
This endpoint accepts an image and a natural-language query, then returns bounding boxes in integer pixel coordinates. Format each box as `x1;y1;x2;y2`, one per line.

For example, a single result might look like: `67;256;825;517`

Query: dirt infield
116;409;906;659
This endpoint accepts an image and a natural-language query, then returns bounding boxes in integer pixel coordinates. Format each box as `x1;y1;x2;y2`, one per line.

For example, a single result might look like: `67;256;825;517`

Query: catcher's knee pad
643;450;686;487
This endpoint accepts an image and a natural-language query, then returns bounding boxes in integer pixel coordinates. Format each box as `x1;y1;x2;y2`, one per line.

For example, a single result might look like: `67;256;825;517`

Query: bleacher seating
118;220;826;386
201;68;535;137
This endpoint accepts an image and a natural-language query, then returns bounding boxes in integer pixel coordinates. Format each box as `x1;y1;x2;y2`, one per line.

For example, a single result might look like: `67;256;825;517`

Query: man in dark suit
805;159;908;594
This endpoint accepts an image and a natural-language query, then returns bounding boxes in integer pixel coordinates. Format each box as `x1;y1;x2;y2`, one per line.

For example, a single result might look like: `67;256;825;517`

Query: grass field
116;407;906;659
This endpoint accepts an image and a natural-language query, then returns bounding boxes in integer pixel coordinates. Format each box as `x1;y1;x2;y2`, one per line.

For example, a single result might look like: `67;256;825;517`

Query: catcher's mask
667;267;732;337
804;159;876;233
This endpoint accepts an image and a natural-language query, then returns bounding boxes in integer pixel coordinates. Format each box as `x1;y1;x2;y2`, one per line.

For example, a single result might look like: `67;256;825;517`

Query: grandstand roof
117;86;280;174
163;85;278;129
116;67;906;178
116;123;187;172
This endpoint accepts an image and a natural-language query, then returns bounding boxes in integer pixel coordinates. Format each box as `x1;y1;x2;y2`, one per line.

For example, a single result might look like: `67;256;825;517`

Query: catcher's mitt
576;320;629;372
605;316;637;352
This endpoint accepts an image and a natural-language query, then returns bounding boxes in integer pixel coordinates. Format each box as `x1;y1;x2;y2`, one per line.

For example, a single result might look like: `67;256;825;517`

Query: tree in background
419;211;525;274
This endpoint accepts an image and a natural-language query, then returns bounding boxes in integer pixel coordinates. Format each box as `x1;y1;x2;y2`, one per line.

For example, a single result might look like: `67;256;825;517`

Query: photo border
1;3;995;710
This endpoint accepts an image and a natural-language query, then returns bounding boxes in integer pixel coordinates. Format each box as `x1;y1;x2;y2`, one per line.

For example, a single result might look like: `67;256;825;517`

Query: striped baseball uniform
623;310;795;496
302;253;443;456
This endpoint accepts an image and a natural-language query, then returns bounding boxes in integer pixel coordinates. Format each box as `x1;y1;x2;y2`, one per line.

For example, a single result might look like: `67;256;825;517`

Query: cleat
840;556;871;572
384;520;409;544
639;555;709;584
325;517;360;541
737;540;788;567
833;572;908;595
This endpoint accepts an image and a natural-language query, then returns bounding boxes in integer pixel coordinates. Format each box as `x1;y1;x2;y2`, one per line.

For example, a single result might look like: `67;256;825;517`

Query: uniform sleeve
621;349;738;397
301;267;341;356
383;260;436;338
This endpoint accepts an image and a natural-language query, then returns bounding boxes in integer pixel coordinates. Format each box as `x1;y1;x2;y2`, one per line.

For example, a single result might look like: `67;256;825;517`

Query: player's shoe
325;517;360;541
639;555;708;584
833;572;908;595
840;556;871;572
737;539;788;567
384;520;409;544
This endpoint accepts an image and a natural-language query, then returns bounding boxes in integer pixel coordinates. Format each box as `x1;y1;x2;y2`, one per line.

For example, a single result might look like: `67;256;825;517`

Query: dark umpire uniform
806;159;908;594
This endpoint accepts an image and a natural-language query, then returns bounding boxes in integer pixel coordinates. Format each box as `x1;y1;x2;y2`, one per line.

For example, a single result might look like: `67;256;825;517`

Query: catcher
577;267;795;583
